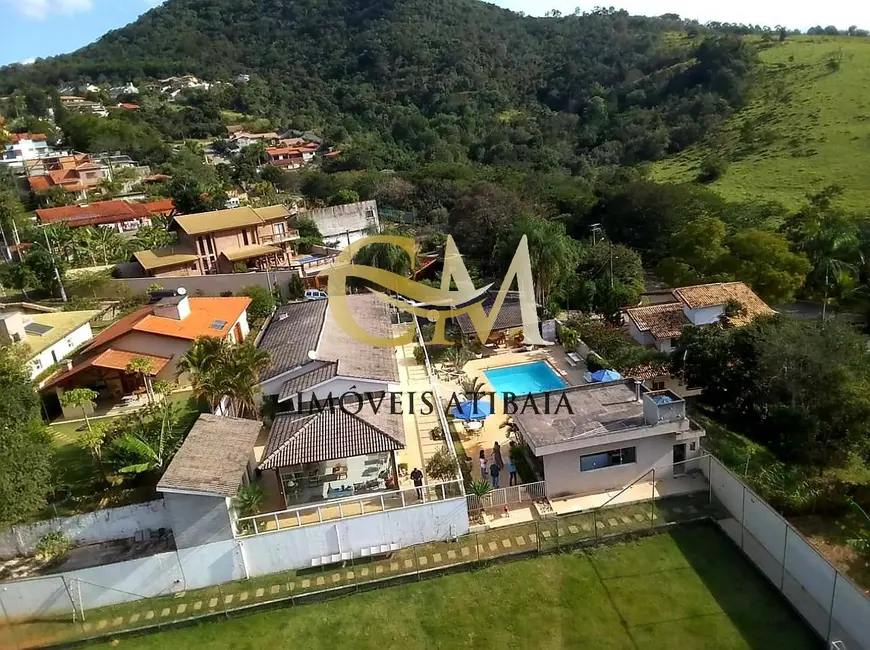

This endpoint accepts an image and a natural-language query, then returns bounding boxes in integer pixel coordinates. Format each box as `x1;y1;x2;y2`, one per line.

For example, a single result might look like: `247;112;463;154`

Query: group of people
479;440;518;488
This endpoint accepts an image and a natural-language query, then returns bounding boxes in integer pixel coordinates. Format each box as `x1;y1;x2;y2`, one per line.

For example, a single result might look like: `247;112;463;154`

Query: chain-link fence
0;487;715;649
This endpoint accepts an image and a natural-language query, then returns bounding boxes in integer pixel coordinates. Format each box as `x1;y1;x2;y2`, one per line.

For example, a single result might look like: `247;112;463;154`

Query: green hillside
653;35;870;212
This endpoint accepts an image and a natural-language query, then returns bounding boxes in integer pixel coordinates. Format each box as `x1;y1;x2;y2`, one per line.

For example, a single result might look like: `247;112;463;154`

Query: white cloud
6;0;94;20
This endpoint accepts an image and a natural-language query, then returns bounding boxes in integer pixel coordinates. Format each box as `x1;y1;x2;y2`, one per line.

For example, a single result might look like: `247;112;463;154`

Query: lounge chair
567;352;582;365
565;355;577;367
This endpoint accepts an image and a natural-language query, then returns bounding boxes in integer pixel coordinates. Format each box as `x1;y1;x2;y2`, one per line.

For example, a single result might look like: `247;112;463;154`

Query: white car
304;289;328;301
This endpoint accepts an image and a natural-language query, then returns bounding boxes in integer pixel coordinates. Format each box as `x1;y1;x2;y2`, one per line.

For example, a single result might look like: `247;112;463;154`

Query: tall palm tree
71;228;98;267
177;336;230;412
223;343;270;417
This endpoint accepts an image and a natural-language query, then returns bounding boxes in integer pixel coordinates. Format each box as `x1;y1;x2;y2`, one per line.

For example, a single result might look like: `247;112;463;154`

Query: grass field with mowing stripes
88;525;816;650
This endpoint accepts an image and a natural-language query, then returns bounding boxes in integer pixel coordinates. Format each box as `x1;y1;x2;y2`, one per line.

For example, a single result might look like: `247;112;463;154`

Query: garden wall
0;539;245;619
108;270;303;300
239;498;470;577
0;500;168;560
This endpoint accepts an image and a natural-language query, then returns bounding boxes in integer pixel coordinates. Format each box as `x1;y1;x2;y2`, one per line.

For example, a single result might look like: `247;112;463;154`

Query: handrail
594;454;712;512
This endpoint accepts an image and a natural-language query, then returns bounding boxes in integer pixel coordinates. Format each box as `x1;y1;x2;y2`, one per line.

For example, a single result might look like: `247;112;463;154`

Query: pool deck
453;348;588;478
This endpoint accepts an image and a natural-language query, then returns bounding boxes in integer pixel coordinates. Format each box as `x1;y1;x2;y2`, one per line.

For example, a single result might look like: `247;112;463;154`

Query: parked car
304;289;327;301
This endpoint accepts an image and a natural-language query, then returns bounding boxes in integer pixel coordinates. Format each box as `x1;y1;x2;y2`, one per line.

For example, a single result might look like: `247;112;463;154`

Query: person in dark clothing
410;467;424;500
490;462;501;489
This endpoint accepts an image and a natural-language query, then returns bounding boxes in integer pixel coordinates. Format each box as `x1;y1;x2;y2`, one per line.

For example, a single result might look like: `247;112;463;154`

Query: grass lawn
43;391;201;518
91;526;816;650
653;35;870;212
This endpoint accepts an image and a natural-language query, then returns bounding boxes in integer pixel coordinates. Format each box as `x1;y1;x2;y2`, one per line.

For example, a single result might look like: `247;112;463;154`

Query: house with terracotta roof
35;200;155;233
41;295;251;419
27;152;150;201
625;281;775;354
265;143;317;169
135;205;299;276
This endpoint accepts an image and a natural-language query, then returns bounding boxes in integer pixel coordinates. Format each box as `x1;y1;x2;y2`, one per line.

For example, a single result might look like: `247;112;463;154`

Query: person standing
490;461;501;489
507;456;517;486
493;441;505;472
410;467;424;500
479;449;488;482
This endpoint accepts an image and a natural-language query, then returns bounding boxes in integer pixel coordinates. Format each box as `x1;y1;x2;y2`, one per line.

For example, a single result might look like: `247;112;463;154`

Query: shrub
586;352;608;373
233;262;249;273
233;484;265;518
559;326;579;351
697;155;728;183
509;444;538;483
35;532;71;562
425;446;458;481
287;274;305;300
413;345;427;365
239;284;276;324
220;290;234;297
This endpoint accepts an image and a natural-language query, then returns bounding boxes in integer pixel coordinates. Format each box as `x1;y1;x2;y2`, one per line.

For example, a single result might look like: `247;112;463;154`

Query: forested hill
0;0;756;172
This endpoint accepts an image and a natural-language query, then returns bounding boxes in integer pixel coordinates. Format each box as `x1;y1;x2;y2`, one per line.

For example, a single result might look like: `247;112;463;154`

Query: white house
0;308;101;379
625;281;774;353
514;381;705;499
1;134;67;169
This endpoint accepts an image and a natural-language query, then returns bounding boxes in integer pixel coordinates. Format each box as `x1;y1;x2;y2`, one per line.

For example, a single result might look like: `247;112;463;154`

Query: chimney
0;311;25;344
153;295;191;321
63;359;73;372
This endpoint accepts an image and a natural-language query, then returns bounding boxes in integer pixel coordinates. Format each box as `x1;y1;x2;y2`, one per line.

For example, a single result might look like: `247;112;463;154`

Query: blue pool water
484;361;567;396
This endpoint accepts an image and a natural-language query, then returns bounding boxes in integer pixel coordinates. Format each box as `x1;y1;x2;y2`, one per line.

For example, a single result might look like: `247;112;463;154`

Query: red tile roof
9;133;47;143
143;199;177;216
625;303;689;340
92;349;171;374
118;103;140;110
35;201;152;227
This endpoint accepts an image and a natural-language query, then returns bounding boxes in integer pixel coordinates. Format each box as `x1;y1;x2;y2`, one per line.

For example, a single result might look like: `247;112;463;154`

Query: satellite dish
176;287;188;296
307;350;318;361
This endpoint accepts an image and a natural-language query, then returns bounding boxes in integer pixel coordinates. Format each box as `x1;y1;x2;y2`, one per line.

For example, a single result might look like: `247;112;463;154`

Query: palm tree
59;388;99;431
71;228;98;267
443;345;470;372
93;226;128;265
460;375;485;397
223;343;270;417
113;401;176;475
351;226;414;286
177;337;230;412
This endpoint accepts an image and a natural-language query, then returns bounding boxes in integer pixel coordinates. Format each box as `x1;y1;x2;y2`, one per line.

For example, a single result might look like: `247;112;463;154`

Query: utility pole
41;225;68;302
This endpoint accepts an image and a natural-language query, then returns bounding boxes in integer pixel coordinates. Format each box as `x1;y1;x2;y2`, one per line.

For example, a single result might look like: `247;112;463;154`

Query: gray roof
278;361;339;402
158;414;262;498
514;382;646;451
317;294;399;383
455;291;525;336
259;406;404;469
257;300;328;381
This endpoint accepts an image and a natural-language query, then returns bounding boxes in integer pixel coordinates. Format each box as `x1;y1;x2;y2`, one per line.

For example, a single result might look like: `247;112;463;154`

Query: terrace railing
467;480;546;514
234;479;464;537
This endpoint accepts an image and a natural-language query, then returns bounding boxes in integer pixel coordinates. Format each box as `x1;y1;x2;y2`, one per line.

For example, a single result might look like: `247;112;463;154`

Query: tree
168;172;228;214
60;388;99;431
112;399;180;475
495;215;580;308
240;284;276;324
674;317;870;472
449;182;527;269
177;336;230;412
78;423;109;484
658;216;730;286
725;230;811;303
287;273;305;300
352;226;413;282
568;240;644;322
126;357;156;404
425;446;458;482
233;483;265;517
291;216;323;246
330;189;360;206
0;345;53;525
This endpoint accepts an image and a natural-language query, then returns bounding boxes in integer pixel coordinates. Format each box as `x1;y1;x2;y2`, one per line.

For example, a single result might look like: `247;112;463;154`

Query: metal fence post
780;525;789;590
650;468;656;529
740;485;747;550
707;455;713;505
826;571;838;642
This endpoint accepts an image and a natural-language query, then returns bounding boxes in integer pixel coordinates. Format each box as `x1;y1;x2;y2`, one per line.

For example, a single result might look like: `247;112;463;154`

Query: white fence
703;457;870;649
0;500;167;560
235;480;464;536
467;481;546;514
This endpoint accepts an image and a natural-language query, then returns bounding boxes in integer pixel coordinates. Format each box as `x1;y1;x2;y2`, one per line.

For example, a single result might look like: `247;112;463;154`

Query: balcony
260;228;300;244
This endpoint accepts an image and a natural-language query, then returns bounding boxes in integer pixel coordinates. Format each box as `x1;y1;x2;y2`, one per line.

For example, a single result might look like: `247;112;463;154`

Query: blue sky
1;0;868;67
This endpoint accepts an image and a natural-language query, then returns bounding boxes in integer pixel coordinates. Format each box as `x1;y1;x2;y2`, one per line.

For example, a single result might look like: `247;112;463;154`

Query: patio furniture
567;352;582;365
463;420;484;433
323;481;354;499
565;356;577;368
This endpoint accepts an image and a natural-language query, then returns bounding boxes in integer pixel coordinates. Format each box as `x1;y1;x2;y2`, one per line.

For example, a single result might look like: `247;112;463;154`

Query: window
580;447;636;472
207;236;215;255
242;230;249;246
652;379;666;391
689;442;696;452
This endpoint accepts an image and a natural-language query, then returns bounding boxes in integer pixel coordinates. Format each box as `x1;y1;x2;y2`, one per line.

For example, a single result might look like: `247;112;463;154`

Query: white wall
240;498;469;576
684;304;723;325
108;269;302;299
626;321;654;347
28;322;94;379
0;539;245;618
0;500;168;560
542;433;702;498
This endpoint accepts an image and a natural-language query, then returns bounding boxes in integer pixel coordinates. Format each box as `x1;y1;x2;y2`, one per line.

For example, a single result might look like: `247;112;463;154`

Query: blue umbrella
452;399;494;421
590;369;622;383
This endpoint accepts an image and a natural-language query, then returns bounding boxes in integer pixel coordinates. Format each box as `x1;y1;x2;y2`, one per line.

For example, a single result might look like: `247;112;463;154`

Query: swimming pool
484;361;567;396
